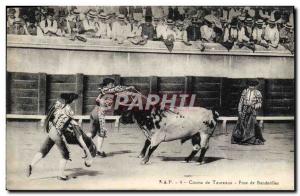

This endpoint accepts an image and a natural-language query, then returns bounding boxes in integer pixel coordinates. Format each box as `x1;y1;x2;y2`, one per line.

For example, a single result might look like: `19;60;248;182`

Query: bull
120;105;219;165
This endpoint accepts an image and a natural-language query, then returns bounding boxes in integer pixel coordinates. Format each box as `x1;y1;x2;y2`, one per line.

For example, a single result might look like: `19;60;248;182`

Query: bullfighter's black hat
100;77;116;87
60;93;79;102
246;79;260;86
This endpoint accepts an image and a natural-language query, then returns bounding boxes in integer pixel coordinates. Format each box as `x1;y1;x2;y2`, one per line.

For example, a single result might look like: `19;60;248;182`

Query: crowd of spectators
7;6;294;53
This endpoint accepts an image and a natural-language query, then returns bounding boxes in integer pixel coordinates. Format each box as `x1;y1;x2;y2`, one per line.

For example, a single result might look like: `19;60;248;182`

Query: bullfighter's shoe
57;175;69;181
26;165;32;177
97;151;107;157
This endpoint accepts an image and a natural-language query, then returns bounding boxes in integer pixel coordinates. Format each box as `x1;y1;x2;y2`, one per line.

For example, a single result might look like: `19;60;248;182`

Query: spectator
56;11;69;36
200;16;216;42
141;16;155;40
162;19;176;40
162;19;176;52
280;22;294;54
39;8;58;36
222;18;239;51
236;16;255;52
129;17;142;37
96;13;112;39
7;8;16;34
228;8;241;23
152;6;165;19
252;19;268;48
128;17;147;45
132;6;143;22
111;14;131;44
264;17;280;48
174;21;190;45
119;6;129;18
244;18;254;39
82;9;99;38
153;17;167;40
25;16;38;36
145;6;152;18
186;16;201;41
9;17;27;35
67;8;82;34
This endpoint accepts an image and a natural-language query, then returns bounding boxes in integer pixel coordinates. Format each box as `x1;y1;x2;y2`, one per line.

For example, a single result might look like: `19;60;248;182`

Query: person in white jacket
263;18;279;48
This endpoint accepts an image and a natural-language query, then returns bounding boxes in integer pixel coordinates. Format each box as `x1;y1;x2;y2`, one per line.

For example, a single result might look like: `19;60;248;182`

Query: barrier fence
6;72;295;117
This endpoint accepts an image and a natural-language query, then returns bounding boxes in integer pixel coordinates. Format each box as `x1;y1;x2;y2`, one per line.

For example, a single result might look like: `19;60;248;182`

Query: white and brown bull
120;106;219;165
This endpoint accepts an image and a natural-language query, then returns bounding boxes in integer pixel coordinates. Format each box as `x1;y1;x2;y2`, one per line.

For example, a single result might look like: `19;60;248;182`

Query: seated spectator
111;14;131;44
9;17;27;35
128;17;147;45
25;16;38;36
162;19;176;40
236;16;255;52
174;21;190;45
244;18;254;40
162;19;176;52
200;16;216;43
186;16;201;41
252;19;269;48
39;8;58;36
264;17;280;48
141;16;155;40
280;22;294;54
95;13;112;39
153;17;167;40
82;9;99;38
7;8;16;34
67;8;86;42
222;18;239;51
56;11;69;36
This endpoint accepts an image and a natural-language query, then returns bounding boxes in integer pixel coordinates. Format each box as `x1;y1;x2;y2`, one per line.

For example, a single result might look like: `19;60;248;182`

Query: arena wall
7;35;294;78
6;72;295;116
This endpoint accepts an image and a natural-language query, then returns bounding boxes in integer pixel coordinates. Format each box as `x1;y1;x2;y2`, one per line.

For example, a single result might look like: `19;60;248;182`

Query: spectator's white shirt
156;23;167;39
223;27;238;42
96;21;112;38
130;23;142;37
200;25;215;41
83;19;97;32
264;25;279;47
162;27;176;40
111;21;131;41
175;28;188;41
252;27;265;42
40;19;58;35
238;26;249;42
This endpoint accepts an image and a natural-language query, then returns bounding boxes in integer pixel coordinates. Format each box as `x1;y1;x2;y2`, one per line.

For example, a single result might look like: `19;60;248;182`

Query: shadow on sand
106;150;133;157
158;156;226;164
66;168;103;178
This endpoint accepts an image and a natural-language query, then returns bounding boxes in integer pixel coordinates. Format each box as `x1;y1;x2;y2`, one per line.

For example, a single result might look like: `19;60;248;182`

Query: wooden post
258;78;266;116
38;73;47;115
184;76;193;94
75;73;84;115
149;76;158;94
112;74;121;85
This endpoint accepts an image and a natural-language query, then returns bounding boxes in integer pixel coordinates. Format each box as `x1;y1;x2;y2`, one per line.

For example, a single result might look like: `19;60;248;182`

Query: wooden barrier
7;72;295;117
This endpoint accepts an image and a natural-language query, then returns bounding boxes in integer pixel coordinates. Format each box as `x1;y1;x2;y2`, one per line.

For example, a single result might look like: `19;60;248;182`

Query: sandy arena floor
6;121;295;190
